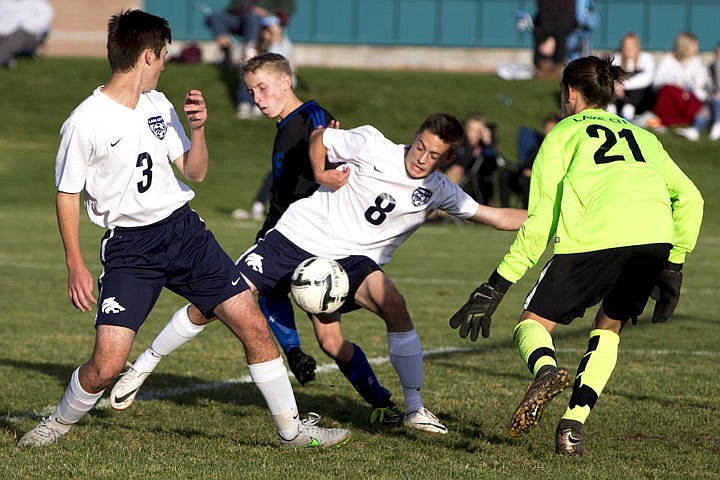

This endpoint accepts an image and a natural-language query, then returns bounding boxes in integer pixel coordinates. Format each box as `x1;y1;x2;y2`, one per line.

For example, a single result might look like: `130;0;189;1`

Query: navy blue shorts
524;243;671;324
95;204;248;332
237;229;380;313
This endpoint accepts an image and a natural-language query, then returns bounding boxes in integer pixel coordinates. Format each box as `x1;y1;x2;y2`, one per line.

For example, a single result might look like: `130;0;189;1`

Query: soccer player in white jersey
109;112;527;434
17;9;350;449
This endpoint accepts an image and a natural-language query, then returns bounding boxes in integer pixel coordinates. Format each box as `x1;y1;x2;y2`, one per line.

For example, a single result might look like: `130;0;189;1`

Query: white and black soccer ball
290;257;349;315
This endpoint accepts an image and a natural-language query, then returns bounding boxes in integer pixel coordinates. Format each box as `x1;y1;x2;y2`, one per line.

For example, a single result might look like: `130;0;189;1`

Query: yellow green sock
513;319;557;377
562;328;620;424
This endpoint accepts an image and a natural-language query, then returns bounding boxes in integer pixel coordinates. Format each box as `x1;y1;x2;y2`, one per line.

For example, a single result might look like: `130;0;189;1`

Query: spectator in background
652;31;712;140
0;0;53;67
708;41;720;141
236;14;294;119
498;113;561;208
533;0;577;80
607;33;656;123
565;0;599;62
202;0;295;67
441;112;498;206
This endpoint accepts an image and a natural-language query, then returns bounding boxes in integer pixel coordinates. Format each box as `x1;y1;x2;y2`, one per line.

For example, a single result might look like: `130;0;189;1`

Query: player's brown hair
417;113;465;152
561;56;630;108
107;10;171;73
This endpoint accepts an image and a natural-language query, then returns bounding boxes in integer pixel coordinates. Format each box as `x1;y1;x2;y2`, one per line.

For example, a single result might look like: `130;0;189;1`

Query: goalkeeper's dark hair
561;56;630;108
107;10;171;73
417;113;465;152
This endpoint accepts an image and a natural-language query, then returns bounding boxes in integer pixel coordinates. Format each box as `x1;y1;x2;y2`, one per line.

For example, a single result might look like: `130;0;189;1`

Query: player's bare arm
177;89;208;182
470;204;527;231
56;191;97;312
309;126;349;191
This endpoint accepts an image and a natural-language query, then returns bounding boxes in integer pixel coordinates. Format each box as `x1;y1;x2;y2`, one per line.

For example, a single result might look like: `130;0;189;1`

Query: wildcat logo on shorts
101;297;126;314
411;187;433;206
147;116;167;140
244;252;264;273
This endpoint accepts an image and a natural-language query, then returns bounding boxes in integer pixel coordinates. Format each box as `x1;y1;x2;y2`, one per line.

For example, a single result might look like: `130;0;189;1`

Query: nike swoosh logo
373;166;383;173
567;432;581;444
303;437;320;447
111;138;122;147
113;388;139;404
231;276;243;286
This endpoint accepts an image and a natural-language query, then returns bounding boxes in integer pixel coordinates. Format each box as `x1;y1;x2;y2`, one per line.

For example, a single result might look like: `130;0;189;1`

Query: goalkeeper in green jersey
449;56;703;455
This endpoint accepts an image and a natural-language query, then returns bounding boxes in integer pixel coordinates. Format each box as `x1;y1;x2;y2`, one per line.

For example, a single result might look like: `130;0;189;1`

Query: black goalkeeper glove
650;262;683;323
449;271;512;341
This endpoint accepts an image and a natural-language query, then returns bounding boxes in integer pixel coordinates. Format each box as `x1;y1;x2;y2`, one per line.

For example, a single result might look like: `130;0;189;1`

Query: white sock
388;329;424;413
247;356;299;439
133;305;205;373
55;367;104;426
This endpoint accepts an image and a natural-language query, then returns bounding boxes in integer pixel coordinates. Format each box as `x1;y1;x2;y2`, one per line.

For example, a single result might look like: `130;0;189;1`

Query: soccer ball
290;257;349;315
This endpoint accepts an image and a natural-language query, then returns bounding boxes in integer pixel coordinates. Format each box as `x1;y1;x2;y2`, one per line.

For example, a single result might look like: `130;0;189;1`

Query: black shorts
237;229;380;313
95;204;248;331
524;243;671;324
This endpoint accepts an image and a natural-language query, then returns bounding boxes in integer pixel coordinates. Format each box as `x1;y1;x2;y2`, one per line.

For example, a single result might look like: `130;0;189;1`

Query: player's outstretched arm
56;191;97;312
470;205;527;231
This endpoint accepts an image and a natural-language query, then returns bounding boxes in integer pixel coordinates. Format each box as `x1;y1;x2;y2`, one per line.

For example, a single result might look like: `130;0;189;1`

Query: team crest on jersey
147;116;167;140
411;187;433;206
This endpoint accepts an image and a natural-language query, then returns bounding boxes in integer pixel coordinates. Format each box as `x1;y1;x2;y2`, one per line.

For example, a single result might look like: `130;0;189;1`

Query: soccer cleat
279;413;351;448
17;416;72;447
404;407;448;434
286;347;317;386
555;419;587;456
508;366;571;438
369;404;404;426
110;363;151;410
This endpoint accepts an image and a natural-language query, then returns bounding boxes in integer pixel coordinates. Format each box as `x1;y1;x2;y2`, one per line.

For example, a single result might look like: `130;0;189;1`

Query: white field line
3;345;716;424
0;260;718;294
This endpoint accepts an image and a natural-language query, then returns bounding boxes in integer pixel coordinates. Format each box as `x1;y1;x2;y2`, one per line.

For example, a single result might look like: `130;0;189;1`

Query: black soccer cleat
555;419;587;456
286;347;317;385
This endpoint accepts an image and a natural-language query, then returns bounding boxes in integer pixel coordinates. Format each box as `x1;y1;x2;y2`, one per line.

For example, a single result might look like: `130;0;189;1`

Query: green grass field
0;57;718;479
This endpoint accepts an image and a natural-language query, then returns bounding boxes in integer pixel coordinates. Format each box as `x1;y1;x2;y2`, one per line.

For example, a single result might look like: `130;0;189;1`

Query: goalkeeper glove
650;262;682;323
449;271;512;341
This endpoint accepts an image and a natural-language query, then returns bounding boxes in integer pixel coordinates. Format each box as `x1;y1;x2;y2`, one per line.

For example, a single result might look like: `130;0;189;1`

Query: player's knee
317;333;347;359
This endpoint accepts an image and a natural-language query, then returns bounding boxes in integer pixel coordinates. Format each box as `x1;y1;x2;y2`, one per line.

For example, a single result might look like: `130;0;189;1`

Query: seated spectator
236;14;294;119
652;31;712;140
498;113;561;208
201;0;295;67
708;41;720;141
607;32;655;122
0;0;53;68
441;112;498;206
565;0;599;62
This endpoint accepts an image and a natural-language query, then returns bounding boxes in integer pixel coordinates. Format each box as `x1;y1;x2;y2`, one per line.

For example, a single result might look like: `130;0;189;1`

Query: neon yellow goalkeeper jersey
497;108;704;284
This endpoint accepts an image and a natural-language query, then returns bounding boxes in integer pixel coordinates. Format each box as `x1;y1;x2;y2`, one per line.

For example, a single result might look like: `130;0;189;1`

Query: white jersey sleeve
275;126;479;265
55;87;193;228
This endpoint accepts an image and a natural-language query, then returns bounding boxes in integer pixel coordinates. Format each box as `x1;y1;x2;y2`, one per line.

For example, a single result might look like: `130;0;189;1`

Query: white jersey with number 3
55;87;193;228
275;125;479;265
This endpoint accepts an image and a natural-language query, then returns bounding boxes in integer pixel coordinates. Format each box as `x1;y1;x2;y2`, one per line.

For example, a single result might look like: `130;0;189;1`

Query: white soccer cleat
110;364;151;410
404;407;448;434
674;127;700;142
279;413;351;448
17;416;72;447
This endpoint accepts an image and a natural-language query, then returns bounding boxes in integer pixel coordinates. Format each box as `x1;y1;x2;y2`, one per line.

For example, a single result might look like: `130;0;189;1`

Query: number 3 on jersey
136;152;153;193
364;193;396;225
586;124;646;164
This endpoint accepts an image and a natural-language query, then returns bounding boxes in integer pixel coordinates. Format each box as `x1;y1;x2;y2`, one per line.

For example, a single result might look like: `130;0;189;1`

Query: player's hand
184;89;207;129
315;164;350;191
327;119;340;129
449;272;511;340
67;264;97;312
650;263;682;323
